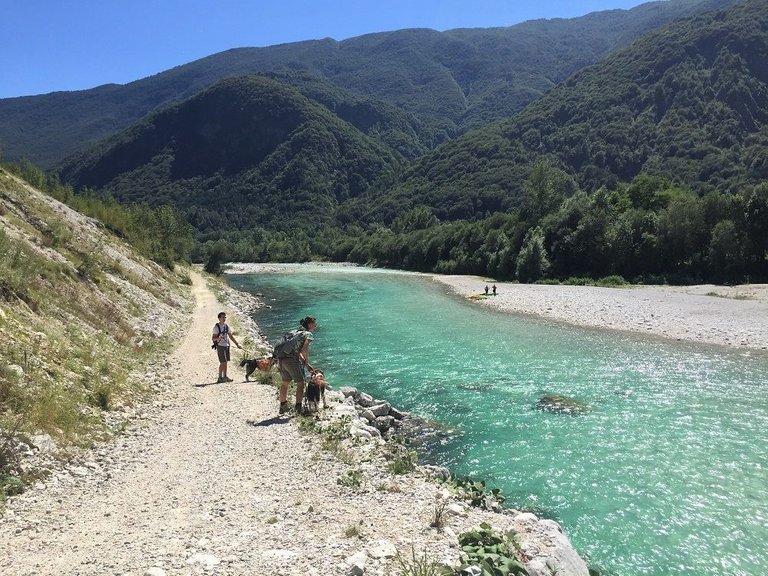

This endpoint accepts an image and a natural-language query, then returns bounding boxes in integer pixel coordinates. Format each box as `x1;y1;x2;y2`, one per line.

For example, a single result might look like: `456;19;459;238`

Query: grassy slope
0;168;192;500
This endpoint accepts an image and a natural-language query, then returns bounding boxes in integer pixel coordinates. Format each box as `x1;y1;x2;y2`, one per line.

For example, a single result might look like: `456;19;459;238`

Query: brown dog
304;370;329;414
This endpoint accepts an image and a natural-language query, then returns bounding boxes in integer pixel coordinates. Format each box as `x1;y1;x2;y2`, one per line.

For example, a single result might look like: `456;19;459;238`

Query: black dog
240;357;274;381
240;358;259;381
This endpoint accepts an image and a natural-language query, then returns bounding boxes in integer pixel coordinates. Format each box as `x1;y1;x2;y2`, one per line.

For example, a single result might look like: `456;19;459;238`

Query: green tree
204;243;228;275
743;184;768;277
708;220;744;282
521;160;573;224
516;226;550;283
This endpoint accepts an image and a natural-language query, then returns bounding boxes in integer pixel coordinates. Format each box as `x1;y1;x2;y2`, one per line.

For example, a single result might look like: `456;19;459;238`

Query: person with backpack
274;316;317;415
212;311;241;383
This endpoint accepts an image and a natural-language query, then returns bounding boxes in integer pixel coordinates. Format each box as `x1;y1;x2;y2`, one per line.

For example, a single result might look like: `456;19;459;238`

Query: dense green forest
56;76;401;232
351;0;768;223
200;163;768;284
0;0;735;168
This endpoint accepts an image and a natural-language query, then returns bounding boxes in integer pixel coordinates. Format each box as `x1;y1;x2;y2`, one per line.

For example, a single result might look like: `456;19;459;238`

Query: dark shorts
217;345;231;363
278;357;305;383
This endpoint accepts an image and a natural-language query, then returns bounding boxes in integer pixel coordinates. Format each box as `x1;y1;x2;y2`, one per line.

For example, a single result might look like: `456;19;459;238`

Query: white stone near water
513;513;589;576
345;550;367;575
186;553;220;569
368;539;397;559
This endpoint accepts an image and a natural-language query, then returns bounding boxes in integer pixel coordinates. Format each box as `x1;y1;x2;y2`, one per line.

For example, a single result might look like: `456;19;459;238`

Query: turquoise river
227;264;768;576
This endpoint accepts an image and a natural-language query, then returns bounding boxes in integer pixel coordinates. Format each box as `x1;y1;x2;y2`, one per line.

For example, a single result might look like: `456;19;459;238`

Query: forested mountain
0;0;735;168
57;76;400;232
357;0;767;223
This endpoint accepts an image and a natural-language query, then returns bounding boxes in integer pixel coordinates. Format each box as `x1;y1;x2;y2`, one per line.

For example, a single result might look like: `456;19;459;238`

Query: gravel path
1;271;589;576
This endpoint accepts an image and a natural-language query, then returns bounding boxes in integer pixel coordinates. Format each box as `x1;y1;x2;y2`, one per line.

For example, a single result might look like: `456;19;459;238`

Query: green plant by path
457;523;528;576
444;476;506;511
337;469;363;490
395;545;452;576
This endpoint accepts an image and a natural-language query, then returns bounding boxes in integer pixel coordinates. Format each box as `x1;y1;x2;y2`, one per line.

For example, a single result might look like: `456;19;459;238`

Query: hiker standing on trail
484;285;489;295
275;316;317;415
213;311;241;383
492;284;497;296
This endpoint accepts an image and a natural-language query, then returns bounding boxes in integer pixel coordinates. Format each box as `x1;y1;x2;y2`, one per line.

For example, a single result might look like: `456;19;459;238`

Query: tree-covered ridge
0;0;736;168
257;71;429;159
56;76;401;233
197;0;767;284
365;0;765;223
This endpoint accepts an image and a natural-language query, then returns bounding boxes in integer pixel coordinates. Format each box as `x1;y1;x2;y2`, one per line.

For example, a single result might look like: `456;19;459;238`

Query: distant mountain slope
361;0;765;222
56;75;400;232
0;0;736;168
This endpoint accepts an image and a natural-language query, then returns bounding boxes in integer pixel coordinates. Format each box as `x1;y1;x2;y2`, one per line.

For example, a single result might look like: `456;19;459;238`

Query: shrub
430;498;449;531
457;523;528;576
395;546;452;576
388;449;418;475
595;275;627;287
337;469;363;489
445;476;506;511
561;276;592;285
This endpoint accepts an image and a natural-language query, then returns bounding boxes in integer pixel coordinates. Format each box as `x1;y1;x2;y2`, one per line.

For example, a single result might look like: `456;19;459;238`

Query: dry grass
0;168;193;502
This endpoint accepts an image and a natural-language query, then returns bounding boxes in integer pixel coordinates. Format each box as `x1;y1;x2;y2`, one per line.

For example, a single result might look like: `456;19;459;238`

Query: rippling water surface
228;265;768;576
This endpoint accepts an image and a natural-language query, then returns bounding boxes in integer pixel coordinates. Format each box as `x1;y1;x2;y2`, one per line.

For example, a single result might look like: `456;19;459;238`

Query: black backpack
212;323;228;349
272;329;307;358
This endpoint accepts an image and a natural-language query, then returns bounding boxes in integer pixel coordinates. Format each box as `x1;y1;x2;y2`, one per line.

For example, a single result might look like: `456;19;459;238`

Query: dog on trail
240;357;275;381
304;370;329;414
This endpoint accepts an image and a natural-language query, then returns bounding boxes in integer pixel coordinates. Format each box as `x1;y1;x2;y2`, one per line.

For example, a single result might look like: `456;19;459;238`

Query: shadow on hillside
247;416;289;427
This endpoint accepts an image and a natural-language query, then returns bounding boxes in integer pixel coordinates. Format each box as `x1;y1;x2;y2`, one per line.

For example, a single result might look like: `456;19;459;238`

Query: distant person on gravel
276;316;317;415
213;311;241;383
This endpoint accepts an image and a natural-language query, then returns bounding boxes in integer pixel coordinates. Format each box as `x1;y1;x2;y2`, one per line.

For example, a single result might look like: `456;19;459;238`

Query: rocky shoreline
220;272;591;576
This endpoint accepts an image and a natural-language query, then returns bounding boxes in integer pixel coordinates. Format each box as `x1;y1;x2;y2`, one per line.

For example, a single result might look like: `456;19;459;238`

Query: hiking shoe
279;401;290;415
224;376;234;382
216;376;226;383
294;403;303;415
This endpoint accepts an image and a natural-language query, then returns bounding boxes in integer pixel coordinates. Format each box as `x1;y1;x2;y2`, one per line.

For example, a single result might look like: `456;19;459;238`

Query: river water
227;264;768;576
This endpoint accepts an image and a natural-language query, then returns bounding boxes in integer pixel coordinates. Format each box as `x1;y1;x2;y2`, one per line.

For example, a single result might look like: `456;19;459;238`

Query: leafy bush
457;523;528;576
595;275;627;287
561;277;592;286
388;447;418;475
337;469;363;489
445;476;506;511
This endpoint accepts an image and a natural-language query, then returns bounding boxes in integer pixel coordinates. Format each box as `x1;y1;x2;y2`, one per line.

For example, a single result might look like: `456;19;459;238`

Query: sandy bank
431;276;768;351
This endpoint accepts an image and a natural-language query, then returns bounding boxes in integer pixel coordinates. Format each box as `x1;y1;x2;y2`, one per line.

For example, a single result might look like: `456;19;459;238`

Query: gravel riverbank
431;276;768;352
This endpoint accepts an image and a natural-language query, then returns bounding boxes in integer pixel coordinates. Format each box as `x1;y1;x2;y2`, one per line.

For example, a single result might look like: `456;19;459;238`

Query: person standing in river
212;311;241;383
276;316;317;415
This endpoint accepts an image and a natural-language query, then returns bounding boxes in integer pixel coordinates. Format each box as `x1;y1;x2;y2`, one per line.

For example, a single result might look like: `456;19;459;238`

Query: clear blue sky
0;0;648;99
